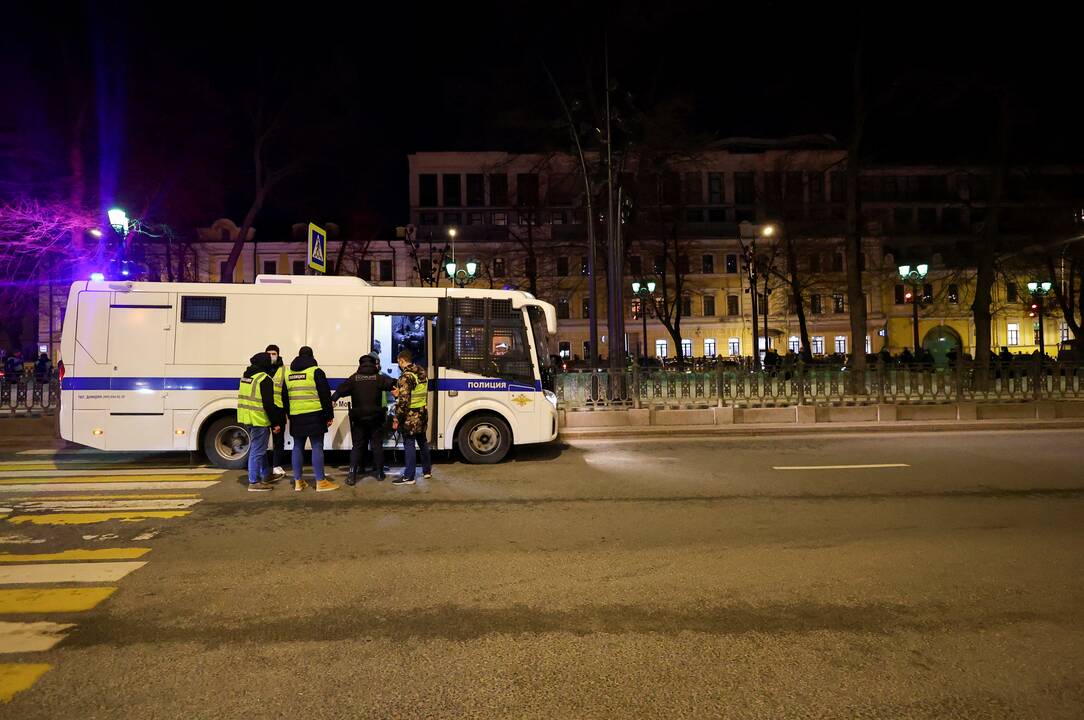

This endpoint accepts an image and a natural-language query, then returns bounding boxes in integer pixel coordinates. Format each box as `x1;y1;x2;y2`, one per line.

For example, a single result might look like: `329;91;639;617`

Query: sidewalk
559;417;1084;440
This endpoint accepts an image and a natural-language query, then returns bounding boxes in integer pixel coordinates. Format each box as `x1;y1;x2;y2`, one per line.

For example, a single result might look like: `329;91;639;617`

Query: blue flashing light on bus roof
90;272;105;282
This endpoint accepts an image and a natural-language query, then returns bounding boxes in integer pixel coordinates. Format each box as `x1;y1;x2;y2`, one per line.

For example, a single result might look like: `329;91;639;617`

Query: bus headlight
542;389;557;409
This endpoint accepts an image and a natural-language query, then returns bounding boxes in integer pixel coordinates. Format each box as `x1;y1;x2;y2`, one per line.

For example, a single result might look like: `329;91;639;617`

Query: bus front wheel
457;413;512;464
203;415;249;469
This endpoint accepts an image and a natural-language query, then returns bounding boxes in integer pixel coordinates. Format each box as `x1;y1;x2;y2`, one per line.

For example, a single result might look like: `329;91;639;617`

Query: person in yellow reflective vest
283;346;338;492
391;348;431;485
237;352;284;492
264;344;288;480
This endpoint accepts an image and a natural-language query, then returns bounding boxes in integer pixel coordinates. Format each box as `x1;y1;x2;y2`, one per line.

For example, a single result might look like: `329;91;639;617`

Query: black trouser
266;422;286;469
349;416;385;475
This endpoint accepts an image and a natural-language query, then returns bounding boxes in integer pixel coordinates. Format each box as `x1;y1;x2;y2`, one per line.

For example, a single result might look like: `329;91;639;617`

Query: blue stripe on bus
62;376;542;392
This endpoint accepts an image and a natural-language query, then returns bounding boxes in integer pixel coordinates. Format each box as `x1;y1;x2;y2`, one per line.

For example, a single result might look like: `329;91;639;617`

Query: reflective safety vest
271;365;285;408
237;372;271;427
285;366;323;415
404;371;428;409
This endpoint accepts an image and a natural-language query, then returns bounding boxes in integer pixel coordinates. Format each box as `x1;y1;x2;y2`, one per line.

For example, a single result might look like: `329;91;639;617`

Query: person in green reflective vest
283;346;338;492
237;352;284;492
264;344;288;480
392;348;431;485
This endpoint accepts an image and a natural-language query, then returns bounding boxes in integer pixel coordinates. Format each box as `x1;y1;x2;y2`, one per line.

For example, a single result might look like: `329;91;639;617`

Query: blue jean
292;434;325;482
402;431;431;479
247;425;271;484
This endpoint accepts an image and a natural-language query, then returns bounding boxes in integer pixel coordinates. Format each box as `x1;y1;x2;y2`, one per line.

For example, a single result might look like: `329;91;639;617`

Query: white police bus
58;275;558;466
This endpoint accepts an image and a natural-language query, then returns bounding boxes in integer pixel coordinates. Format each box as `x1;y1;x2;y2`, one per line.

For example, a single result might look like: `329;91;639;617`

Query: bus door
105;293;171;449
371;299;438;444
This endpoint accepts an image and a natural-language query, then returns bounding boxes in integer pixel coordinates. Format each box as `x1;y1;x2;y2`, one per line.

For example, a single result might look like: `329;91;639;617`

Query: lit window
630;298;642;319
865;335;872;354
681;339;693;357
788;336;800;353
704;338;717;357
834;335;847;353
655;340;668;357
1007;323;1019;346
728;338;741;356
1062;323;1070;342
558;342;570;359
812;336;825;355
832;294;845;313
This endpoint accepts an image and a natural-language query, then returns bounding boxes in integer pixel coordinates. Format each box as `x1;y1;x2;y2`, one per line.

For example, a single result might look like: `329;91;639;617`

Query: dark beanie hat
299;346;314;357
250;352;272;368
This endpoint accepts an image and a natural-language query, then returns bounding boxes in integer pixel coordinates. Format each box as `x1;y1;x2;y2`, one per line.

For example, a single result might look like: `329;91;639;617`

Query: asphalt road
3;429;1084;719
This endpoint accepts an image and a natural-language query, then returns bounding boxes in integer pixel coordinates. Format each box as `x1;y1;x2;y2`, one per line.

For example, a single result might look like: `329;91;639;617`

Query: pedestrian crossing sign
307;223;327;273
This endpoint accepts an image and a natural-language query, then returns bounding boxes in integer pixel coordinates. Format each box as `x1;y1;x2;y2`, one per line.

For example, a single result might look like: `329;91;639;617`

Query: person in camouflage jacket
392;349;431;484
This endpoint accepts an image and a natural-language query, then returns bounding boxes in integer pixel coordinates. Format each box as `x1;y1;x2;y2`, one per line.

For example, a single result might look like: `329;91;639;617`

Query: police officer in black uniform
331;352;396;485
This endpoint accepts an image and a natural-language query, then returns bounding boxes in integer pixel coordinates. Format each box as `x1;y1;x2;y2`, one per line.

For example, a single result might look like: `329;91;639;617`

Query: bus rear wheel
457;414;511;464
203;415;249;469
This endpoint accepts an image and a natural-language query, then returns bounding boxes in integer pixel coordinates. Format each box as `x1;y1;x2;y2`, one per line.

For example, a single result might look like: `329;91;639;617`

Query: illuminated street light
631;279;657;361
761;224;775;237
1028;280;1053;356
898;263;930;353
445;260;478;288
107;208;128;235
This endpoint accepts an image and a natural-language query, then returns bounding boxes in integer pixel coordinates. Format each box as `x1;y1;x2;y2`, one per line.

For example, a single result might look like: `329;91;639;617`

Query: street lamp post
631;280;656;361
738;224;775;370
898;263;929;351
443;226;478;287
1027;280;1053;356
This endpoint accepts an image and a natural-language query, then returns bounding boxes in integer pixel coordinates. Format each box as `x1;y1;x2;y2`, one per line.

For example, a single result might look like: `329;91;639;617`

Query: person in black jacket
332;352;395;484
282;346;338;492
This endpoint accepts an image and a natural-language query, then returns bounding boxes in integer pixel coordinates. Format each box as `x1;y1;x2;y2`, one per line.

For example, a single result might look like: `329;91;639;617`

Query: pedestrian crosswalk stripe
0;548;150;563
0;481;219;493
0;561;147;585
0;473;222;483
0;462;221;473
0;587;116;613
7;511;191;526
0;663;51;703
14;499;202;512
0;622;73;653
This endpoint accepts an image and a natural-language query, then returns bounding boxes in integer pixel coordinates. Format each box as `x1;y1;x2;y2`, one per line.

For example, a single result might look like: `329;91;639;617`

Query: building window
556;257;569;277
653;255;665;274
894;284;906;305
525;256;536;277
684;172;703;204
181;296;226;323
292;260;306;275
810;294;823;315
734;172;754;204
1034;326;1042;345
582;298;590;319
708;208;726;222
703;295;716;316
832;253;844;273
419;258;432;281
379;260;393;282
656;339;668;358
788;336;800;353
808;254;821;273
725;254;738;274
685;209;703;223
466;174;485;206
812;336;825;355
922;283;933;303
443;212;461;227
1062;323;1070;342
580;257;589;276
492;211;507;226
681;296;692;316
583;341;591;359
420;211;438;226
629;255;642;275
704;338;717;357
678;255;690;275
829;172;846;202
442;174;461;206
680;338;693;357
552;210;567;225
516;173;540;206
357;261;372;281
708;173;724;204
262;259;277;275
492;257;505;277
467;211;485;225
558;341;571;359
419;174;438;206
728;338;741;356
865;335;872;354
727;295;739;316
1007;282;1018;303
489;174;508;205
832;294;845;313
630;298;642;320
556;299;570;320
834;336;847;354
701;254;714;274
1007;323;1019;346
947;283;959;303
218;260;231;282
809;173;825;203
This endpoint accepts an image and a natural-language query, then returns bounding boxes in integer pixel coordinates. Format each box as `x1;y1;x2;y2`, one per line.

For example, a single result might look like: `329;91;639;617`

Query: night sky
2;2;1082;240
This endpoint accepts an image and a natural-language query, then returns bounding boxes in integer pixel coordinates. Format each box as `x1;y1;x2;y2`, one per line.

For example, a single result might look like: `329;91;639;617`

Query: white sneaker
272;466;286;478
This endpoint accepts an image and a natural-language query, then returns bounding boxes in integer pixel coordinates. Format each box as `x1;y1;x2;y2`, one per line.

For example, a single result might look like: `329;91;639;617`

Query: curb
559;419;1084;441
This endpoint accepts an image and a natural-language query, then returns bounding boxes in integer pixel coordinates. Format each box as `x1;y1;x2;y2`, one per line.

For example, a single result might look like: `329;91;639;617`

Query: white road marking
0;561;147;584
0;622;75;653
772;463;910;470
0;481;219;493
14;499;201;512
0;467;225;479
0;536;45;545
